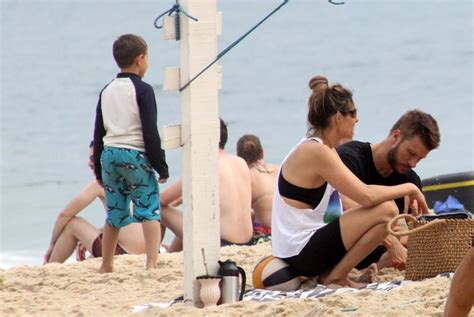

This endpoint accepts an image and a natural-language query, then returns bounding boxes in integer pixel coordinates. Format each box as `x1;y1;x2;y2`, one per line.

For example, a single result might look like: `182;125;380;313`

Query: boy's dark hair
89;140;94;148
390;109;440;150
237;134;263;166
113;34;148;69
219;118;228;150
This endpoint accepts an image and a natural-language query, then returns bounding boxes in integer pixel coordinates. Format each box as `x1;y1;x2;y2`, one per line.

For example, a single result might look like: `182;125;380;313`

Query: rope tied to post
154;1;198;41
156;0;346;91
179;0;290;92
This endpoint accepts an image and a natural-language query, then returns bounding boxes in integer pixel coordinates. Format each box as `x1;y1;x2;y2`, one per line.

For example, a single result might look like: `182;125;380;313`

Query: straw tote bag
387;213;474;281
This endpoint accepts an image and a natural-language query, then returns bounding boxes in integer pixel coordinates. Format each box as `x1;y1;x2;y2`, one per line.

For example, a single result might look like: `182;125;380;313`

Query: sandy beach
1;241;471;316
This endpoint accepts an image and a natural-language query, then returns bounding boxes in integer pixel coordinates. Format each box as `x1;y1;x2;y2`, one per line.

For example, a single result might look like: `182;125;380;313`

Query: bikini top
278;172;327;209
277;138;327;209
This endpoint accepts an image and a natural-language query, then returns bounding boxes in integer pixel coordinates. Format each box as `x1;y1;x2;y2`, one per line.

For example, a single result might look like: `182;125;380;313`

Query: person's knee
378;200;398;221
63;216;84;234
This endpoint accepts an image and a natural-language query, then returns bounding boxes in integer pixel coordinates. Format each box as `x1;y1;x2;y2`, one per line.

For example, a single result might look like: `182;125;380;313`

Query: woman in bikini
237;134;279;233
44;142;149;263
271;75;429;287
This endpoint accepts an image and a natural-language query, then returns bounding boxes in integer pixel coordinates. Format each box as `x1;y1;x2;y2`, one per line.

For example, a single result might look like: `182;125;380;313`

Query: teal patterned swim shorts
101;147;161;227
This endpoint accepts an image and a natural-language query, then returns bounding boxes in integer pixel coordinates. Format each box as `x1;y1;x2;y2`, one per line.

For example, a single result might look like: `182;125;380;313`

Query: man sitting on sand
160;118;254;252
44;142;150;263
336;109;440;271
237;134;279;239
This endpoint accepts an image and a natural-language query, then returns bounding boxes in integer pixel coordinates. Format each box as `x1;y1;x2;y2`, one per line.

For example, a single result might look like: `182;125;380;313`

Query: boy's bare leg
142;220;161;269
99;223;120;273
48;217;100;263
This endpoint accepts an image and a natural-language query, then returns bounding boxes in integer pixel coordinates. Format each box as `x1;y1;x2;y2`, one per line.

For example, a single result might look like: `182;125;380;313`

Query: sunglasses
341;108;357;118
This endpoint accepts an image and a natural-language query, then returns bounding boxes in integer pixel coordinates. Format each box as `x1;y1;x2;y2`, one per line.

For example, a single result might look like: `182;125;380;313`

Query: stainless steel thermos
217;260;246;303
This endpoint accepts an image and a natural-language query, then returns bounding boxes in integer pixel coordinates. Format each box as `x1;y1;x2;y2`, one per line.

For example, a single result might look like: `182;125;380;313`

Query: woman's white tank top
271;137;342;258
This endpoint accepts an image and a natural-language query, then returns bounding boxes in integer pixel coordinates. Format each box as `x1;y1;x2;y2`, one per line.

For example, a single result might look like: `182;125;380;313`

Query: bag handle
387;214;446;237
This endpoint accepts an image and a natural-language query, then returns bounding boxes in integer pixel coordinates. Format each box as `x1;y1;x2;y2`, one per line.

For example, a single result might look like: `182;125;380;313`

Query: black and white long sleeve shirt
93;72;169;182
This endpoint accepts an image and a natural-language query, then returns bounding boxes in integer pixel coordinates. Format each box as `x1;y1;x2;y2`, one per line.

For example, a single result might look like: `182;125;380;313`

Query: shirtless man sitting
237;134;279;233
160;119;254;252
44;142;148;263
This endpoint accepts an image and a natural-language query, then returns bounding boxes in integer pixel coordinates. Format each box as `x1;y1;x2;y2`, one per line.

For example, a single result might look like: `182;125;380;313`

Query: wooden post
178;0;220;305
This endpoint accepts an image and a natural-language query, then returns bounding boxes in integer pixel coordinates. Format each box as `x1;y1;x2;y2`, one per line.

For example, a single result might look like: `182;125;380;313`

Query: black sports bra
278;172;327;209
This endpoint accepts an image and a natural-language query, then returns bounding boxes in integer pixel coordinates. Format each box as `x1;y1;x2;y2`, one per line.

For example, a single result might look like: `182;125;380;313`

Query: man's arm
160;178;183;207
159;178;184;244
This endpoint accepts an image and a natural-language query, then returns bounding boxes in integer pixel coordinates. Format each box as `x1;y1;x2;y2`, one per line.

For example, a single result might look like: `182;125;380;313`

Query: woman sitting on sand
237;134;279;234
271;75;428;287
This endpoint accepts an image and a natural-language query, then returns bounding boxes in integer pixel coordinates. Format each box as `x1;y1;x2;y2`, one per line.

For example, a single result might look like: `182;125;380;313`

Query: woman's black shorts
283;218;386;277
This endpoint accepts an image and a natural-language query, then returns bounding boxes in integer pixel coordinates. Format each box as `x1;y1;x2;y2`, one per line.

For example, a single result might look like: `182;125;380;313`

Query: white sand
1;242;471;316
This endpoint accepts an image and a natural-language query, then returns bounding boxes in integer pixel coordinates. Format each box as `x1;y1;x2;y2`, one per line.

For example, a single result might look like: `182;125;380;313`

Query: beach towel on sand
131;273;453;312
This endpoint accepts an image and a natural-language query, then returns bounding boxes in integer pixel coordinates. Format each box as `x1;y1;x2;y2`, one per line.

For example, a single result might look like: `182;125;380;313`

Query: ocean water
1;0;473;269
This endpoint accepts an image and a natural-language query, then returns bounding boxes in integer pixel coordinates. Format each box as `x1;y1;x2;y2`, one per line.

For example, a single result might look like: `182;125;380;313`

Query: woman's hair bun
308;75;329;91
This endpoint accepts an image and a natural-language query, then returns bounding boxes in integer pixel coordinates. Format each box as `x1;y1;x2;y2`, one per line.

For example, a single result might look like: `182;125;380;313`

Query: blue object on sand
433;195;466;214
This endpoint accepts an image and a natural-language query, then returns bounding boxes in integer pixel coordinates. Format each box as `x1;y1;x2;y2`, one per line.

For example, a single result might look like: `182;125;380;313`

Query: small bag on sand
387;213;474;281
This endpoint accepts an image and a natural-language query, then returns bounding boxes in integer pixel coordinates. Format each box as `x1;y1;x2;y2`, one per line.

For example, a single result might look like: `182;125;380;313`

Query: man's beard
388;144;410;174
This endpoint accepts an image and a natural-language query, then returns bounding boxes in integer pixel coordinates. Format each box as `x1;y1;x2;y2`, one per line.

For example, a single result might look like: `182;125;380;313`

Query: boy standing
93;34;169;272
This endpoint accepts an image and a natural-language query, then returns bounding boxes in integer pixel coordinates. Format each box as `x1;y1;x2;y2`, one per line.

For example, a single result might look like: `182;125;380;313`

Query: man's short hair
219;118;228;150
390;109;440;150
113;34;148;69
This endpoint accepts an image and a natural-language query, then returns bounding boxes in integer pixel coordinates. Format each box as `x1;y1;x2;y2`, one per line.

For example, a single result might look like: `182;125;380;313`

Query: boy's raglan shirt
93;73;169;183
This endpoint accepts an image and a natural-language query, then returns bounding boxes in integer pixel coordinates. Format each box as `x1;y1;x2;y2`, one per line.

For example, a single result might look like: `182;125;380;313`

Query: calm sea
1;0;473;268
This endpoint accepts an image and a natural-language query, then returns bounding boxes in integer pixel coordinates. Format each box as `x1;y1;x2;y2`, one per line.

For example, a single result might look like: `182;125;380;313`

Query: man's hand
404;194;425;216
